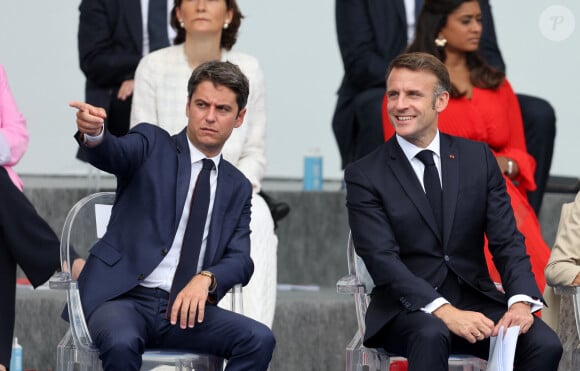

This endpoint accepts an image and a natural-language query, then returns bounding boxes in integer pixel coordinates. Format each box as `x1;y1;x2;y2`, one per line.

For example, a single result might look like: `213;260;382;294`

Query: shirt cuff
508;294;543;313
83;125;105;145
422;297;450;313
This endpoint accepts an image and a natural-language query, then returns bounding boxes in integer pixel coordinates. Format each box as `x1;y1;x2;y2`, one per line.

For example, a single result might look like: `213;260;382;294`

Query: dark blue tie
415;0;424;20
148;0;169;52
168;158;214;310
416;150;442;233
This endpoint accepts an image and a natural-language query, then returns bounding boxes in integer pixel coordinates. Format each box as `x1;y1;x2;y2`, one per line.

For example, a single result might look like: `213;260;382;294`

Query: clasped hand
434;302;533;343
169;274;213;329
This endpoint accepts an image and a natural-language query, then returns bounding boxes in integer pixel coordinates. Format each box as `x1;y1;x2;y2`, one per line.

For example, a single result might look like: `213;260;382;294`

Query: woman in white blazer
130;0;277;328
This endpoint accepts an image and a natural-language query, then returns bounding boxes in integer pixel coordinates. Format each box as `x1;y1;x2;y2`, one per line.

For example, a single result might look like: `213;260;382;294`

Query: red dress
382;80;549;291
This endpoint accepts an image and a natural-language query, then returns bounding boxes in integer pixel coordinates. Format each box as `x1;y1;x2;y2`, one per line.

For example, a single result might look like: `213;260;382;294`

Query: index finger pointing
69;101;107;120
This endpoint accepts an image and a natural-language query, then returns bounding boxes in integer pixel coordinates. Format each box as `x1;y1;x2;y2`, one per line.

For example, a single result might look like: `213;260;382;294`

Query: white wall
0;1;578;180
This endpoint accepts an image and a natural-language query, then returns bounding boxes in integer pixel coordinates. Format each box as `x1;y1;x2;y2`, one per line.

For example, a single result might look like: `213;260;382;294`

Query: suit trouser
0;168;60;365
517;94;556;214
376;272;562;371
87;285;276;371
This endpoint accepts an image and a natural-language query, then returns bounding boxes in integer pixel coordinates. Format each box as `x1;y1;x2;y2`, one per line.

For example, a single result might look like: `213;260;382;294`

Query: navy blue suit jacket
345;133;541;346
76;124;253;320
333;0;504;167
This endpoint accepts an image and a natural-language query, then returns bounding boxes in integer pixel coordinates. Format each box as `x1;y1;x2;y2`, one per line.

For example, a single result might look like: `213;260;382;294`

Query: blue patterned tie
148;0;169;52
168;158;214;311
416;150;442;233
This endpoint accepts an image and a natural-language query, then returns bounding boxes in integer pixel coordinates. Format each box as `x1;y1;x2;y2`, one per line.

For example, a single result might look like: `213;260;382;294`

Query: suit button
161;248;169;256
137;274;145;281
444;255;450;262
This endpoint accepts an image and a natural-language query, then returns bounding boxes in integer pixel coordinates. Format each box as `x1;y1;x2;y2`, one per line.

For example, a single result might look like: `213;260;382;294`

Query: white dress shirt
140;140;220;292
404;0;418;44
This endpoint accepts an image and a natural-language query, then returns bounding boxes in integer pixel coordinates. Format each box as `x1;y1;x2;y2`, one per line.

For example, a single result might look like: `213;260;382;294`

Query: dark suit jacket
78;0;144;135
76;124;254;320
344;133;541;347
333;0;504;167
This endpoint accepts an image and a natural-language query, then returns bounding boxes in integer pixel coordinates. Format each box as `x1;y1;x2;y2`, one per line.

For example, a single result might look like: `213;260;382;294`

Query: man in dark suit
70;61;275;371
345;52;561;370
334;0;554;214
78;0;171;137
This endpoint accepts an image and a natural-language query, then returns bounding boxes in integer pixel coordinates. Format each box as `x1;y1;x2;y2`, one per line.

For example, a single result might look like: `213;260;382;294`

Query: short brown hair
187;61;250;114
387;52;451;99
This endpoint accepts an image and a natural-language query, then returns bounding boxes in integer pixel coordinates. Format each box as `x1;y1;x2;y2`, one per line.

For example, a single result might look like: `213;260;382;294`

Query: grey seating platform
12;176;578;370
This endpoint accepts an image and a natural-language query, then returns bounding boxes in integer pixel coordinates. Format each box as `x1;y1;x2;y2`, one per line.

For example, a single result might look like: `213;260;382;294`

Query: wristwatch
199;270;217;292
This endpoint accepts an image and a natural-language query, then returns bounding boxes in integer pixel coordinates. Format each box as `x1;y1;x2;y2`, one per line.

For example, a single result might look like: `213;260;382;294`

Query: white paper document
486;325;520;371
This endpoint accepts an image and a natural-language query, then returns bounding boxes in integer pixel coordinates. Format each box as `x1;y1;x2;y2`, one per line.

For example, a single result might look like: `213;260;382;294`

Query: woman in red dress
382;0;549;291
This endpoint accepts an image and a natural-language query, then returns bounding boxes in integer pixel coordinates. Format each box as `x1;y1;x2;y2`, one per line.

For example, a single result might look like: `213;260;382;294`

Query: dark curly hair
407;0;504;98
170;0;244;50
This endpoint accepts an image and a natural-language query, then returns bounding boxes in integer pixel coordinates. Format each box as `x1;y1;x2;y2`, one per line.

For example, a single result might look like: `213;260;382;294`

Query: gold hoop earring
435;36;447;48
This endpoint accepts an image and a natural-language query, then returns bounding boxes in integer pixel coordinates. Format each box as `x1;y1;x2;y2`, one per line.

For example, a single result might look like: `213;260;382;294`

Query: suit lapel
174;130;191;227
386;139;442;242
203;159;233;266
440;134;459;247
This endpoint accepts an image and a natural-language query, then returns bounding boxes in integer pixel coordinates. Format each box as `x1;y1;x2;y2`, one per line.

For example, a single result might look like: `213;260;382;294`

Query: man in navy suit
70;61;275;371
334;0;555;214
345;52;561;370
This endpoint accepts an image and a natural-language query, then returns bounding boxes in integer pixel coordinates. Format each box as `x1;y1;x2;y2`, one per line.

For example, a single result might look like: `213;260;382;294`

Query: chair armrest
231;284;243;314
49;271;72;290
336;274;366;295
552;285;580;341
553;285;579;296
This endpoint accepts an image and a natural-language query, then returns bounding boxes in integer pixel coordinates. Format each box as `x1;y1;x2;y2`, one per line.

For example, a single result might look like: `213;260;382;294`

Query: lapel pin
449;154;455;159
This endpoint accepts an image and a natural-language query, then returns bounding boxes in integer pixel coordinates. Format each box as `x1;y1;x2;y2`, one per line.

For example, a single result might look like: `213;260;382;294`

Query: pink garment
0;64;28;190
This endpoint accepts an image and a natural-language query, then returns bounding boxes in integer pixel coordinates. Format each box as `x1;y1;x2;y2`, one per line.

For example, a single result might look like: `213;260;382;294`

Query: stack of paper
486;326;520;371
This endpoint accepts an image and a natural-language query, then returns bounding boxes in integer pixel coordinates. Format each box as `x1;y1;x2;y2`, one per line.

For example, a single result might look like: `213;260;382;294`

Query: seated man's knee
251;322;276;353
234;320;275;357
93;326;145;356
419;319;449;340
408;319;450;350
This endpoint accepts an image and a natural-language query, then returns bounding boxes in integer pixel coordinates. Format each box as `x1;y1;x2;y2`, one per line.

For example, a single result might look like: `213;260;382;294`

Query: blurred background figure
332;0;554;214
130;0;278;328
77;0;174;139
381;0;550;291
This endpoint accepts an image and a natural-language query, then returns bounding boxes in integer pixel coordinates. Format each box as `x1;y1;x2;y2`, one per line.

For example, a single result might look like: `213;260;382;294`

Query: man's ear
185;98;191;119
234;108;246;128
435;91;449;113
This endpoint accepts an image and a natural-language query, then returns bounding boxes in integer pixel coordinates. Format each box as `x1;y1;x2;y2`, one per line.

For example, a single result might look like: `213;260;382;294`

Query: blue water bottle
303;148;323;191
10;337;22;371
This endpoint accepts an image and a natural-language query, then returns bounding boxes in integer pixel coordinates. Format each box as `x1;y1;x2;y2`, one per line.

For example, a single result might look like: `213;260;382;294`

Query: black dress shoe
258;191;291;229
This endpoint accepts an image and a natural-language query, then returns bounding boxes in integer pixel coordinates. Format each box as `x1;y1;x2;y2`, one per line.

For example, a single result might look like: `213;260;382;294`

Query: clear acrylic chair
337;232;487;371
50;192;242;371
